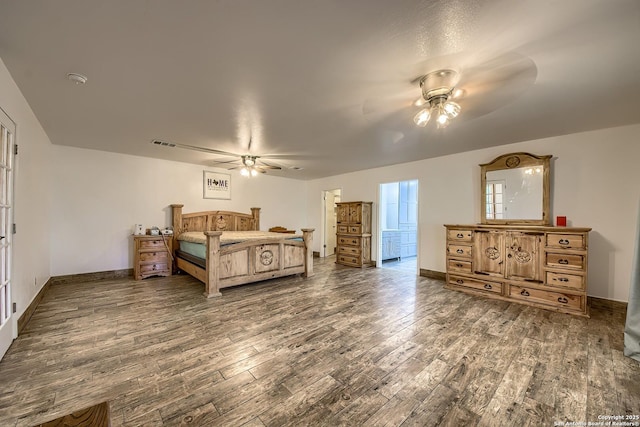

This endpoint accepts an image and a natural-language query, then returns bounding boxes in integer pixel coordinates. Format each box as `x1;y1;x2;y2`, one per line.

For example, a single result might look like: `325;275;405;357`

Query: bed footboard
199;228;314;298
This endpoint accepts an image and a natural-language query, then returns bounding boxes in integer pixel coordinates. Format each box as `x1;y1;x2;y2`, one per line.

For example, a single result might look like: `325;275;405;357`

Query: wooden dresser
336;201;372;267
444;224;591;317
133;235;173;280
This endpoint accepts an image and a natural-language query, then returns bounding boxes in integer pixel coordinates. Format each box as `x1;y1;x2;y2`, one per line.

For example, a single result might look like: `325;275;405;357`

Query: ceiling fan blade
258;159;284;170
454;52;537;118
151;140;239;157
210;158;241;167
362;90;417;117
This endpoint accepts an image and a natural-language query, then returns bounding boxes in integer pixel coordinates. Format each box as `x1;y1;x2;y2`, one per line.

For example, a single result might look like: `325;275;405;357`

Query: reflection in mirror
486;167;543;220
480;152;551;225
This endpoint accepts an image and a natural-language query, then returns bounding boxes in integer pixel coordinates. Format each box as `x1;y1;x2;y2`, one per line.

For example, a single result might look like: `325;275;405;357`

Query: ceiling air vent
152;139;176;148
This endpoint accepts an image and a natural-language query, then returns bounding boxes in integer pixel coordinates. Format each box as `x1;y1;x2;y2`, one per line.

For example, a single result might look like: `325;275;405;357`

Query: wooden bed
171;204;314;298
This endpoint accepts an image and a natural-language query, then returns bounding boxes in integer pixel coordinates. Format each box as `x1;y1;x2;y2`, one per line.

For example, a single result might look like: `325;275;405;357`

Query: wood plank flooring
0;256;638;426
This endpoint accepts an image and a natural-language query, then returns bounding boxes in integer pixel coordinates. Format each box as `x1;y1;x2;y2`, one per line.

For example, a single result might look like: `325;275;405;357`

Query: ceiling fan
151;138;293;176
362;51;538;130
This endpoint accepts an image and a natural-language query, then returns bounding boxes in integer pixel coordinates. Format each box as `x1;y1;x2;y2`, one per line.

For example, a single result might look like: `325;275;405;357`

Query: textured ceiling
0;0;639;179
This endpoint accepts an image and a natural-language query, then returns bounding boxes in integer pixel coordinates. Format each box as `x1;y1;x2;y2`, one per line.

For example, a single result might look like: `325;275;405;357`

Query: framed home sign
203;171;231;199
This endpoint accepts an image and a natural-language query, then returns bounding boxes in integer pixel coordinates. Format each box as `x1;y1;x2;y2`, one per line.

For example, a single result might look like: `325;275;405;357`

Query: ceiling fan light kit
413;69;462;129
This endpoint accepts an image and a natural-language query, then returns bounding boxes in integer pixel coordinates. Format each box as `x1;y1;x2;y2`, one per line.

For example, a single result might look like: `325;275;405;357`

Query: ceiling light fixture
240;155;259;177
66;73;87;85
413;69;461;129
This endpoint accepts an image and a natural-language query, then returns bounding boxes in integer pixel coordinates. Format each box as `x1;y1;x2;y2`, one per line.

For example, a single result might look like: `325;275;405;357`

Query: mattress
177;230;303;260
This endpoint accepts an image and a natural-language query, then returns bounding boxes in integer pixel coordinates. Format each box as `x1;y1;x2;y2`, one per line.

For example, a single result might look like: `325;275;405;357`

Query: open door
0;107;15;360
323;189;341;257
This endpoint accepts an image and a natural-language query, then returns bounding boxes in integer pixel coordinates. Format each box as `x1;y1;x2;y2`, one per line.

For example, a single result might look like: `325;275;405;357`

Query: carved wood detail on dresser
444;224;591;317
336;201;373;267
133;235;173;280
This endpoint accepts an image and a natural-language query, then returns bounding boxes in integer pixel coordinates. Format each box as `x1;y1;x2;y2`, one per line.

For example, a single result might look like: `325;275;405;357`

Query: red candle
556;216;567;227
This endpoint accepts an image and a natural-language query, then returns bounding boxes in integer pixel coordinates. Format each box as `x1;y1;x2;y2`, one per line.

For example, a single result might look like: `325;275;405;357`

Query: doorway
378;180;418;272
322;189;341;257
0;107;16;360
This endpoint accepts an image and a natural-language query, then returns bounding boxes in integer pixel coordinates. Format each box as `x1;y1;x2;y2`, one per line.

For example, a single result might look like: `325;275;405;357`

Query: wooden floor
0;256;638;426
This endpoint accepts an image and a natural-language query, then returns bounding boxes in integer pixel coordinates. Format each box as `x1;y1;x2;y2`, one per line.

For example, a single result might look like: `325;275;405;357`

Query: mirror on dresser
480;152;551;225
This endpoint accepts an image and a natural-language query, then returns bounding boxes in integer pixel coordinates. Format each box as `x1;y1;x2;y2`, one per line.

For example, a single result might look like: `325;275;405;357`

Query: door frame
376;179;420;273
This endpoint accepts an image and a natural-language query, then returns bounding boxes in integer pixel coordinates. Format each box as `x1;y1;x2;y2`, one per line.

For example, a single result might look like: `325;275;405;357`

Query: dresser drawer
348;225;362;234
448;259;472;274
546;233;585;249
338;235;361;246
449;275;502;294
139;239;167;250
338;245;361;256
448;244;472;258
140;263;170;274
509;285;583;311
545;253;584;269
337;255;361;266
139;251;169;262
337;225;349;233
447;229;473;242
545;271;585;291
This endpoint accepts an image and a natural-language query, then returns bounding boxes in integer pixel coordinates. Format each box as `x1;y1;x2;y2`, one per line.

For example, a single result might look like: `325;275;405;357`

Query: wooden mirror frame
480;152;552;225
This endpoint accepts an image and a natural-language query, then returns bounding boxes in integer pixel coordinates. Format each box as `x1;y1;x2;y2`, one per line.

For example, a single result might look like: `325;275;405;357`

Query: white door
0;107;15;360
323;189;340;257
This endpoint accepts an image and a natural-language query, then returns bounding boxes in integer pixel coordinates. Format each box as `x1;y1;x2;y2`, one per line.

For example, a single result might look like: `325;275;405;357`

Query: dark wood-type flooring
0;256;639;426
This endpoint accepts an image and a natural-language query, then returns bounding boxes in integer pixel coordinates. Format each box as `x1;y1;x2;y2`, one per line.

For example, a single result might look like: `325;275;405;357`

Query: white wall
307;124;640;302
50;146;309;276
0;58;53;321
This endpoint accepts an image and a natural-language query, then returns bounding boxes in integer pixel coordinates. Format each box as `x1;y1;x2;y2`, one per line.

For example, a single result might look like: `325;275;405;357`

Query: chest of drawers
336;201;372;267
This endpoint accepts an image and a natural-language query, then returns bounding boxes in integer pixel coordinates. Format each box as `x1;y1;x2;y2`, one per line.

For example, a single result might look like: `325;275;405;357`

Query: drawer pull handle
456;279;464;285
455;263;463;268
456;249;464;254
557;277;569;282
520;289;530;296
456;233;464;238
484;284;492;290
558;239;570;245
558;297;569;304
558;259;569;265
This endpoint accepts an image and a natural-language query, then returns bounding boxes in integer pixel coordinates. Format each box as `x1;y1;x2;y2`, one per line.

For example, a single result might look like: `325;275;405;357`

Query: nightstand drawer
139;239;167;250
139;251;169;262
546;271;584;291
448;259;472;274
545;253;584;269
140;263;169;274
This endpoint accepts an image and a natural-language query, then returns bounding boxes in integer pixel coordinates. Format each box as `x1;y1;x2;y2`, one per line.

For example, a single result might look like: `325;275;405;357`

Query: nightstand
133;235;173;280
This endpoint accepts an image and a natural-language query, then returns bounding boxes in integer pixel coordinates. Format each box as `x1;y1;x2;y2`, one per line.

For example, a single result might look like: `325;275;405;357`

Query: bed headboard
171;204;261;235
